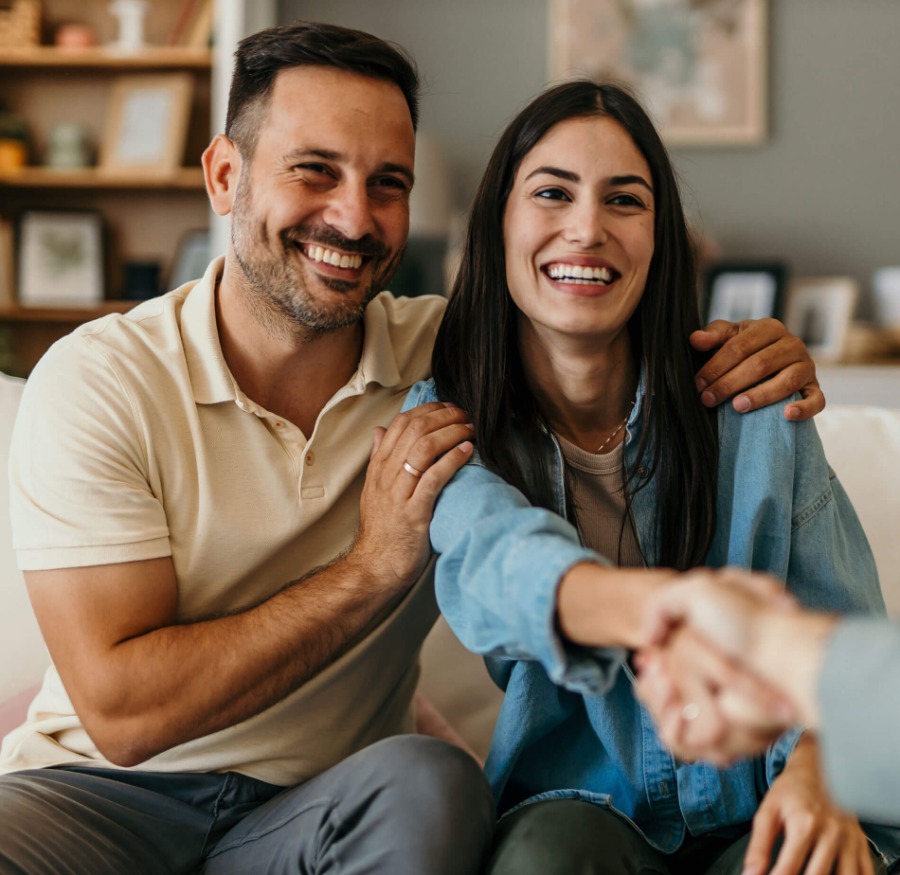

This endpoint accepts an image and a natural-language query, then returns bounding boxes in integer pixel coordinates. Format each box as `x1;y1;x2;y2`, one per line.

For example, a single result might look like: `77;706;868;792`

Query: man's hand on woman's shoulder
691;318;824;421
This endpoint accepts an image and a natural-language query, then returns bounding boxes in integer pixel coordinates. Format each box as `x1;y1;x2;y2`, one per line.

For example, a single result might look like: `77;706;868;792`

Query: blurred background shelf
0;301;138;376
0;45;210;69
0;167;205;189
0;0;214;315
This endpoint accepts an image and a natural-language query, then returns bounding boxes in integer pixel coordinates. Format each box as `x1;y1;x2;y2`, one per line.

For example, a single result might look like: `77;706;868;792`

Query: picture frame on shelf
702;261;787;324
169;228;210;289
547;0;768;146
783;276;858;363
17;210;105;308
99;73;193;174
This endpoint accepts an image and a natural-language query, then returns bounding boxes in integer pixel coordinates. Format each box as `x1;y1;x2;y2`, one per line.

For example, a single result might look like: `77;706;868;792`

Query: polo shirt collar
356;292;402;390
181;256;237;405
181;260;403;404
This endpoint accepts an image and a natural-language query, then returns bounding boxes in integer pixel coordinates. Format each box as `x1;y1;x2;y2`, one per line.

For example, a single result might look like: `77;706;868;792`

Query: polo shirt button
306;451;315;466
638;465;649;478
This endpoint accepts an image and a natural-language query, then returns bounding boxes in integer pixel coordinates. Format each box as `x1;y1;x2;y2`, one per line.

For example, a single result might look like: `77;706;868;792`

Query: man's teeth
307;245;363;270
547;264;614;284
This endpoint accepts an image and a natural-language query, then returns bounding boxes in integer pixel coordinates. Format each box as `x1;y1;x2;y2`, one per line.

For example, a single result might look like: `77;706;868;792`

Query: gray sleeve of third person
818;616;900;823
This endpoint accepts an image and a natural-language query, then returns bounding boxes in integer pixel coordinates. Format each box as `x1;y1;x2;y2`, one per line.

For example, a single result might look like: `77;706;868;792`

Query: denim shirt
403;379;900;862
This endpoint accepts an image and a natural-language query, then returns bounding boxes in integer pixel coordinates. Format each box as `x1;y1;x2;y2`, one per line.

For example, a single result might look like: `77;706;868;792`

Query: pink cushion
0;685;38;738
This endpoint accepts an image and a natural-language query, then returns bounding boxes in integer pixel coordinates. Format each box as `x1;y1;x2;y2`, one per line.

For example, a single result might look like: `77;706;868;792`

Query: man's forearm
38;553;411;767
556;564;674;649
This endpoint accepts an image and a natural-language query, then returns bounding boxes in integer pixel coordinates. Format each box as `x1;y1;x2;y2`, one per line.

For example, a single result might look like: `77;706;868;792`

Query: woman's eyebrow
523;166;654;194
524;166;579;183
610;174;654;194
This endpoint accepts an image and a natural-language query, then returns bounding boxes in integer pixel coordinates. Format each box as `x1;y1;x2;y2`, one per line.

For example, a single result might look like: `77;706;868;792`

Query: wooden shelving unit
0;45;211;69
0;301;138;376
0;302;135;322
0;167;205;189
0;0;214;375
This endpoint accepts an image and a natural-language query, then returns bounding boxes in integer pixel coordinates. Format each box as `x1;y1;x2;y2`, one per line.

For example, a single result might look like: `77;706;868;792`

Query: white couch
2;371;900;760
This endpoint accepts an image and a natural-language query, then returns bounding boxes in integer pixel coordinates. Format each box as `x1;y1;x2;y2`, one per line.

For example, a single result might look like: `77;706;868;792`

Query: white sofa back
816;405;900;616
0;374;48;732
2;370;900;756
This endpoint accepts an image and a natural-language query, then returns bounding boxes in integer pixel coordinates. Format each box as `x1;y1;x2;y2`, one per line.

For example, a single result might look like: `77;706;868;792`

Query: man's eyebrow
379;163;415;187
523;166;654;194
284;149;414;186
285;147;341;163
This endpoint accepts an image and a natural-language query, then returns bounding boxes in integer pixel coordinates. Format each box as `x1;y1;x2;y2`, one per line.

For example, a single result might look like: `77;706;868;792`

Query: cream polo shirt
3;258;448;785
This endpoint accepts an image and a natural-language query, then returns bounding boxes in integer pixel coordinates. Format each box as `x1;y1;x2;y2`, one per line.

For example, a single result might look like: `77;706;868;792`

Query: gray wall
279;0;900;315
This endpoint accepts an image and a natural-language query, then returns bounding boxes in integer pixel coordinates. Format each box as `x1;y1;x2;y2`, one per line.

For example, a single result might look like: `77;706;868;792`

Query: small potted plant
0;104;29;172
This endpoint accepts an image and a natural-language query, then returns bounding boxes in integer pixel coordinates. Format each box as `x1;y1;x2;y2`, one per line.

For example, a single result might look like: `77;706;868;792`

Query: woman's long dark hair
431;80;718;570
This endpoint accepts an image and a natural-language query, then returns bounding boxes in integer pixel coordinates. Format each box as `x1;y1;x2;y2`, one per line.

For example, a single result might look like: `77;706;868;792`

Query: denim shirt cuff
541;559;629;693
765;725;807;784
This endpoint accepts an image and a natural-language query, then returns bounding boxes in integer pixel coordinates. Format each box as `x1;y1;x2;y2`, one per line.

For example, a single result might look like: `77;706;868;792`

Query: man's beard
230;183;405;339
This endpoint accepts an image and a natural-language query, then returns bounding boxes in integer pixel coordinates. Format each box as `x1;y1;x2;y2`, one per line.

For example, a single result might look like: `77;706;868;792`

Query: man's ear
203;134;242;217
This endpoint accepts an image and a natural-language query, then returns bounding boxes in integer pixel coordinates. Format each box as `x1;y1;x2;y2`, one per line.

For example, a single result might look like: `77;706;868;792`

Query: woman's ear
202;135;242;217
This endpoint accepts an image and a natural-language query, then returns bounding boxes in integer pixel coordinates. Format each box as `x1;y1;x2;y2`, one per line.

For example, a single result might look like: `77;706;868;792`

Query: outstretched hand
692;318;824;421
352;401;474;593
634;568;802;764
636;630;794;765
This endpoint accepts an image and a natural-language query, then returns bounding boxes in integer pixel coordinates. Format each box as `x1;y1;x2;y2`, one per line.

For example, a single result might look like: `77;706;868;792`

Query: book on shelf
167;0;201;45
0;217;14;308
169;0;213;49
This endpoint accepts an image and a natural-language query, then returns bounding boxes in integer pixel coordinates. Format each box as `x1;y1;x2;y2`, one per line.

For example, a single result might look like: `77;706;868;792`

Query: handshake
634;568;839;765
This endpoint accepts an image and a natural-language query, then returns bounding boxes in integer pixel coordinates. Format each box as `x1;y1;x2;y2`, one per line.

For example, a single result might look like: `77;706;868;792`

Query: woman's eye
534;187;570;202
609;193;644;208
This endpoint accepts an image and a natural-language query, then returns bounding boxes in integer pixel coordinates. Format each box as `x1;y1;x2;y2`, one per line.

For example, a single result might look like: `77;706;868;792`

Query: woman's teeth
546;264;614;284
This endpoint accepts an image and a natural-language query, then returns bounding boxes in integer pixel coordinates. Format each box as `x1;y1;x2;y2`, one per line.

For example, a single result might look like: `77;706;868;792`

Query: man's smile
303;244;365;271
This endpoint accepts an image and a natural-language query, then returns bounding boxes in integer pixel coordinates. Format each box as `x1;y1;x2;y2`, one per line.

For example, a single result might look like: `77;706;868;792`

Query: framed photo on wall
702;262;786;324
99;73;193;174
17;210;104;307
548;0;768;146
783;277;858;362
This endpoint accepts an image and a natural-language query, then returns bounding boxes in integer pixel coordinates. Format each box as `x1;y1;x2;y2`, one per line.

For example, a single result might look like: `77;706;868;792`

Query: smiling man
0;19;822;875
0;22;492;875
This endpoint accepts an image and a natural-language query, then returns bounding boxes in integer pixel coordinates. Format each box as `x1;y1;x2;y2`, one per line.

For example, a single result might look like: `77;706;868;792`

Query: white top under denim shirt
403;377;900;866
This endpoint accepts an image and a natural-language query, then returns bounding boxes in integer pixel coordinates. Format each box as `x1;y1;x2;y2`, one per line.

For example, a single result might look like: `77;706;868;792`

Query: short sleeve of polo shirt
10;330;171;570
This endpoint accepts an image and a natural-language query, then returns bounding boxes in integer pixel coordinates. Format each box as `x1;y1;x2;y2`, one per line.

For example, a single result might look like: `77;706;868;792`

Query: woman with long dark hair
403;81;897;873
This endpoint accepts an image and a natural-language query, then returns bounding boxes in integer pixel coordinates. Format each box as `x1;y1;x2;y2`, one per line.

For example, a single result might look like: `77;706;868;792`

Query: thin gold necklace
596;402;634;453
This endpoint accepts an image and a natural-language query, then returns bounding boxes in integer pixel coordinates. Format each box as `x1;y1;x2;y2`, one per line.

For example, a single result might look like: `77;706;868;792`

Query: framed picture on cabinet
17;210;104;308
99;73;193;174
547;0;768;146
169;228;211;289
702;261;787;324
783;277;858;363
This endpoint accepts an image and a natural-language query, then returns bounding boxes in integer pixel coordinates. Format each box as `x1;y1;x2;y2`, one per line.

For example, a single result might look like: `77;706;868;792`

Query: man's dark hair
432;80;718;570
225;19;420;157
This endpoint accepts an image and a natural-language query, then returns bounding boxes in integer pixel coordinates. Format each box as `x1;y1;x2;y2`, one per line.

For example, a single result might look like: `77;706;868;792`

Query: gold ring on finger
681;702;701;722
402;460;424;478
